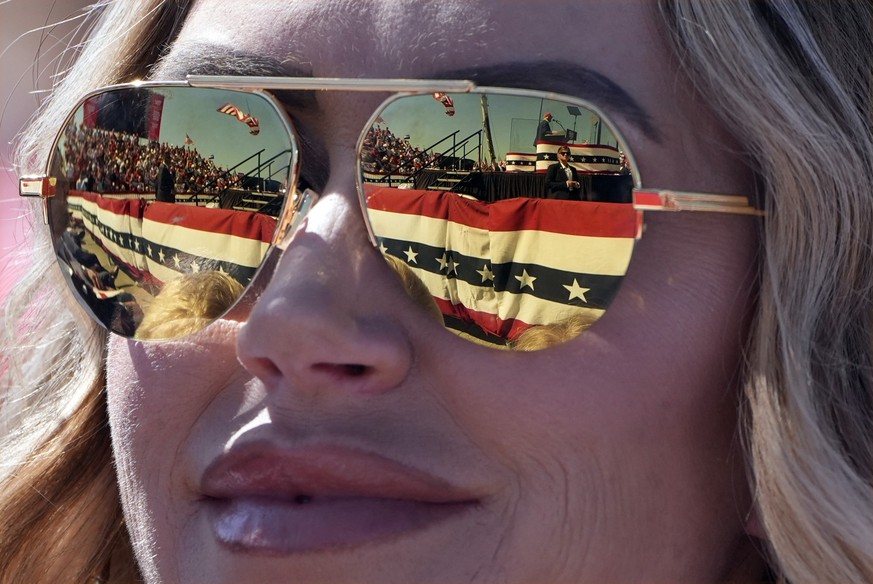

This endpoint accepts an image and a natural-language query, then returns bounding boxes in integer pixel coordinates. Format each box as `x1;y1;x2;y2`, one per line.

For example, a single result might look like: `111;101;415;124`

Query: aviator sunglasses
20;77;762;347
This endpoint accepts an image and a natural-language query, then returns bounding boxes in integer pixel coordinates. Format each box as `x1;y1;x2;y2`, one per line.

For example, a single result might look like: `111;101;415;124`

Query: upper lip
200;441;481;504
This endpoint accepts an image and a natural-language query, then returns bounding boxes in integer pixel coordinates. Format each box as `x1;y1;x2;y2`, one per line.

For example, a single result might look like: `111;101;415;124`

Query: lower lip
207;496;473;555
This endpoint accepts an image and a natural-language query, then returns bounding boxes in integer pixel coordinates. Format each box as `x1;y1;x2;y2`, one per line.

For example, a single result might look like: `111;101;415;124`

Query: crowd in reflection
57;225;142;336
61;125;244;196
361;126;441;174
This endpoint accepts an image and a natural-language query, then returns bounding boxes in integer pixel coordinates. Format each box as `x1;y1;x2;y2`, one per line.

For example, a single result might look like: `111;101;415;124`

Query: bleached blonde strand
663;2;873;582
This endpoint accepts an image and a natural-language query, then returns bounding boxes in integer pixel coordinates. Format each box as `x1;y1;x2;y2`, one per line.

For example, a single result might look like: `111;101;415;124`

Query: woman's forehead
167;0;748;195
172;0;663;80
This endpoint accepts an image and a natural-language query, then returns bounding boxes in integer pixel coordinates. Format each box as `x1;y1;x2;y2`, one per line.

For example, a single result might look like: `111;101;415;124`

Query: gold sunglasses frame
21;75;763;229
16;76;764;341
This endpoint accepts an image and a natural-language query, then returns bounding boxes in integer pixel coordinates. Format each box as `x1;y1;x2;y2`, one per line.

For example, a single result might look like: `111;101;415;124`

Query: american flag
365;186;640;342
70;192;275;294
432;92;456;116
216;103;261;135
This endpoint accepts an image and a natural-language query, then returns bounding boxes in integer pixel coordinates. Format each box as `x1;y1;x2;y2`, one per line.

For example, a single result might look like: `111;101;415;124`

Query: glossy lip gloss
200;442;481;555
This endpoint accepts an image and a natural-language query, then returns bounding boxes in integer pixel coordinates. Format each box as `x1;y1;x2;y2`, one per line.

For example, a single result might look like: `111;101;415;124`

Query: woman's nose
236;174;414;398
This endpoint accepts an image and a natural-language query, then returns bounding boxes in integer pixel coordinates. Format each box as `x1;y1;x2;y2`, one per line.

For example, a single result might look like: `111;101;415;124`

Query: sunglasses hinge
19;176;56;224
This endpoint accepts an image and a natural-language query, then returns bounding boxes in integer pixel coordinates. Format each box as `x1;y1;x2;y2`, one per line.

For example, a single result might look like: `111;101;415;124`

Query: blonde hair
663;1;873;582
135;271;244;340
0;1;190;581
383;254;444;323
1;1;872;582
510;314;594;351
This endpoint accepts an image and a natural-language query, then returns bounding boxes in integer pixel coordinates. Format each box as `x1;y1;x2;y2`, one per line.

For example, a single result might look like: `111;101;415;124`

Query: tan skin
106;1;765;582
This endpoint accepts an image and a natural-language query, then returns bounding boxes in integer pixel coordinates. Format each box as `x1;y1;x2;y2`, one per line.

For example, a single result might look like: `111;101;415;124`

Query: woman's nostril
343;364;368;376
312;363;369;377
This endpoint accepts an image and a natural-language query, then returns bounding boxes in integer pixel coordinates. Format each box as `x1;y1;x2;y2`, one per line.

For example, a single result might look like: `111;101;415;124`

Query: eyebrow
154;42;304;79
152;42;319;110
154;43;658;140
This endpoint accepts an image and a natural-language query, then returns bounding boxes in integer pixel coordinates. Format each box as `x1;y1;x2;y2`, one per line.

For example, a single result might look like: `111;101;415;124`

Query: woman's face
106;1;761;582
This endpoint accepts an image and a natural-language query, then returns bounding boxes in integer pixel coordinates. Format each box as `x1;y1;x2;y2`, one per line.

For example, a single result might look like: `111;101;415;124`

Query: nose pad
236;181;415;399
276;188;320;251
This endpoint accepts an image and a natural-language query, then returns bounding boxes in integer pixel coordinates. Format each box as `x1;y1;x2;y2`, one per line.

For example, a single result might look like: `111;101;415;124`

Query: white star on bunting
437;253;448;271
477;264;494;283
563;278;590;302
404;246;419;264
515;269;536;291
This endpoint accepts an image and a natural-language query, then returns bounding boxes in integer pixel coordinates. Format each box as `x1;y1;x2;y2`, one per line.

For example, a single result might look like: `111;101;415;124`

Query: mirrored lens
47;86;295;339
359;91;638;350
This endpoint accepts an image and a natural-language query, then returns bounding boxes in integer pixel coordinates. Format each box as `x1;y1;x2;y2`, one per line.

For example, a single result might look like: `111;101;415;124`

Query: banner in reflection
366;187;641;341
68;191;275;293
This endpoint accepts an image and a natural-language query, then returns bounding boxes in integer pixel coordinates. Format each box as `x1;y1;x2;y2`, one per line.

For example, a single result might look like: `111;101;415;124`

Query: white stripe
142;218;271;268
490;229;632;276
369;208;634;275
147;261;185;285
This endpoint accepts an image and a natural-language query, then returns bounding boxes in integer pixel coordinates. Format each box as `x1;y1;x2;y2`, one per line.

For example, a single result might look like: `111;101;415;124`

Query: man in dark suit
155;154;176;203
545;147;582;200
533;112;553;146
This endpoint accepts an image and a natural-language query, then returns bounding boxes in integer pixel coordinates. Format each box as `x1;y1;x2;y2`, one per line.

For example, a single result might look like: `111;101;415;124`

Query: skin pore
106;1;764;582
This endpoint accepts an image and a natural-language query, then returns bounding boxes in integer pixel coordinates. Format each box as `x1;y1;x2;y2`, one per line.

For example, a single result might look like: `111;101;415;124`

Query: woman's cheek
105;320;247;572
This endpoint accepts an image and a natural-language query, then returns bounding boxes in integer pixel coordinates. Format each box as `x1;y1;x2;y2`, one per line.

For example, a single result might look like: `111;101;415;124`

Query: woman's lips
209;496;471;555
200;443;480;555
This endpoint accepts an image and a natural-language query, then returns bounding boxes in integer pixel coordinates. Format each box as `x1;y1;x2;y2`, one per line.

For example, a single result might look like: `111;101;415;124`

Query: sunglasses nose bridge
310;89;392;152
293;105;384;245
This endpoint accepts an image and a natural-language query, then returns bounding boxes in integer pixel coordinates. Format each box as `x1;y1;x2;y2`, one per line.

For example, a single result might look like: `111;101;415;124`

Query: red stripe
85;191;148;219
433;297;534;341
365;187;638;237
145;202;276;243
533;169;624;175
75;191;276;243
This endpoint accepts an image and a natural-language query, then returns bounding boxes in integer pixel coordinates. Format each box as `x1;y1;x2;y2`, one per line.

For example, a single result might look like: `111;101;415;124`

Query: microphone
552;118;565;129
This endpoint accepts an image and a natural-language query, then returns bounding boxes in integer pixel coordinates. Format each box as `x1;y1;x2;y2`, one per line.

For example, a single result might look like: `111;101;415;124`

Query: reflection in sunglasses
360;90;637;348
26;80;758;345
39;82;648;348
47;84;640;347
47;86;293;338
135;271;244;340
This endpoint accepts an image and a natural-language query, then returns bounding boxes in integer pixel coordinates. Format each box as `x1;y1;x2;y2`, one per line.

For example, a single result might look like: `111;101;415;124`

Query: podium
544;129;577;142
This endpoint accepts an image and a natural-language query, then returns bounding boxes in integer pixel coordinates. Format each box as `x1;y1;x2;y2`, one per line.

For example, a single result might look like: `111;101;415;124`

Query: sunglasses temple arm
633;189;765;216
